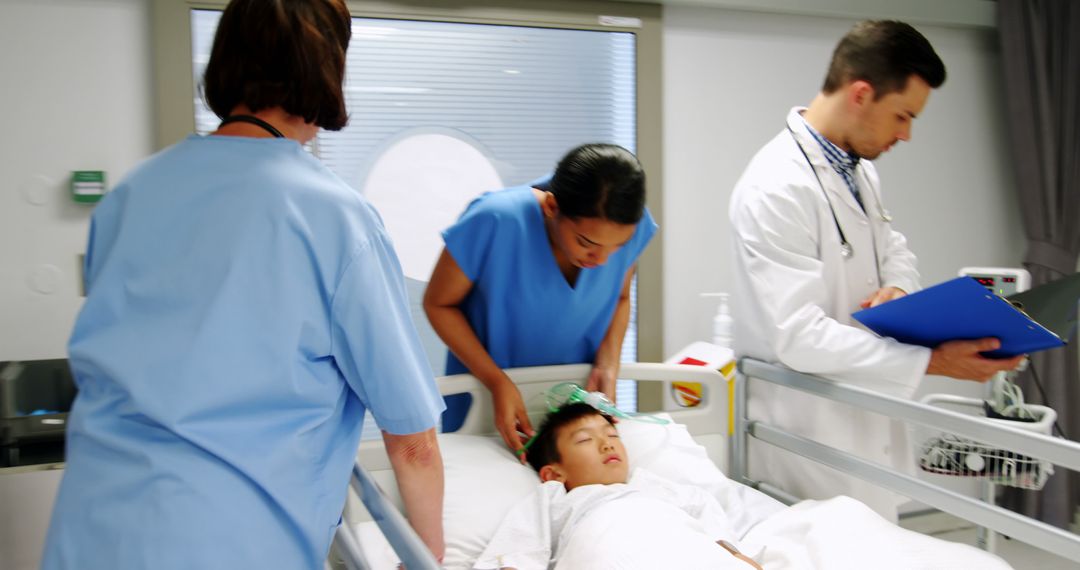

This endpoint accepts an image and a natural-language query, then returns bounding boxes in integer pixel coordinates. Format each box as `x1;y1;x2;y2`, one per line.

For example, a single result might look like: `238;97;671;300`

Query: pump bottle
710;292;733;349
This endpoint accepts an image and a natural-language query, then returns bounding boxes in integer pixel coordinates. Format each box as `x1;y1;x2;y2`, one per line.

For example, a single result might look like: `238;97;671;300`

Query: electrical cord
1028;363;1068;439
989;375;1035;421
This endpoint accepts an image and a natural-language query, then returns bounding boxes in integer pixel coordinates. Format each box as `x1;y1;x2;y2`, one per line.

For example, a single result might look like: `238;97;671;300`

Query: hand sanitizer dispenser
707;292;734;349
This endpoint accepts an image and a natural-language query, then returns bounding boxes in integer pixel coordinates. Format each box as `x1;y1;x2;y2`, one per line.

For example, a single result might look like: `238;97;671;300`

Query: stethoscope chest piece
786;122;895;261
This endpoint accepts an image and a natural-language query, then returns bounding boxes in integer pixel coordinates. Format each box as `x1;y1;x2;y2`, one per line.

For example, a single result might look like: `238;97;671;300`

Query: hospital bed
328;360;1080;569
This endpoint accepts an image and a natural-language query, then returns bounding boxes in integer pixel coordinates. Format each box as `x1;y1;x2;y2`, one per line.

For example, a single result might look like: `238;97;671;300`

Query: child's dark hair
549;143;646;225
526;402;615;473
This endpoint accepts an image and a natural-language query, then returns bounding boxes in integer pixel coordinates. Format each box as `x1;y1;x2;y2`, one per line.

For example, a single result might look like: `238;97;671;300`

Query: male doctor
729;20;1023;520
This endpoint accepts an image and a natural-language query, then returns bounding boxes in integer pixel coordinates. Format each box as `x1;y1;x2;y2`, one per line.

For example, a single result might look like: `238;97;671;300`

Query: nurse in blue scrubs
43;1;445;568
424;143;657;456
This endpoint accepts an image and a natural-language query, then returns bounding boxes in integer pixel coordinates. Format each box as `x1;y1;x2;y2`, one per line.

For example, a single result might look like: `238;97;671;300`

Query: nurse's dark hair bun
549;143;646;225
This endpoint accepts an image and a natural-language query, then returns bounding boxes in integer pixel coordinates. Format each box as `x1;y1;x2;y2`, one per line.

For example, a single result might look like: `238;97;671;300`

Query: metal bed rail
732;358;1080;562
334;461;441;570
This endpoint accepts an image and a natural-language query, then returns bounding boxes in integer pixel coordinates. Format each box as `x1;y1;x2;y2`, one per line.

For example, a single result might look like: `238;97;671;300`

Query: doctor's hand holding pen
860;286;908;309
926;338;1026;382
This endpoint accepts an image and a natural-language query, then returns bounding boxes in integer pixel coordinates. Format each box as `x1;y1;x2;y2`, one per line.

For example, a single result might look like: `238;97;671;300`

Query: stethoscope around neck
786;125;893;259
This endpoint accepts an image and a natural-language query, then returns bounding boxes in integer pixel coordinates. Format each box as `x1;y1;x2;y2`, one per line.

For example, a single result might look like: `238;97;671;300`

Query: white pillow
439;433;538;570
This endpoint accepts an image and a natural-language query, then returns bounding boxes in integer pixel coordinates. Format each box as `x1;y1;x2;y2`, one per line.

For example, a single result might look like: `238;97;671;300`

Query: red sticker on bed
671;358;706;407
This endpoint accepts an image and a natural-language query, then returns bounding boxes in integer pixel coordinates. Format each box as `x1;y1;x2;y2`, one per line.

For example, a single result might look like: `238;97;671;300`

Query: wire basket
916;394;1055;490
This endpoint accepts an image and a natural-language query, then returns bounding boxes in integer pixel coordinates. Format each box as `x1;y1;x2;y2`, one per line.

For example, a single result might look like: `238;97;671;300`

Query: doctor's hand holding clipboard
860;285;1024;382
854;274;1080;381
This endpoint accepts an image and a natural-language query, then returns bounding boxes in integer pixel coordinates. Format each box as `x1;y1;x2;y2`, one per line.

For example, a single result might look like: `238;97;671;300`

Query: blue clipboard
852;276;1065;358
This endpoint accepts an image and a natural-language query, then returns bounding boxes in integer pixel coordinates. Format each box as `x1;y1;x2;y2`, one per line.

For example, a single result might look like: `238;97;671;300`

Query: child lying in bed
472;403;763;570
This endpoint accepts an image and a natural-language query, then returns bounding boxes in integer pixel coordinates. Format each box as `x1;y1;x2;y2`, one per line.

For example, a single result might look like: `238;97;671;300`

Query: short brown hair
822;20;946;99
203;0;352;131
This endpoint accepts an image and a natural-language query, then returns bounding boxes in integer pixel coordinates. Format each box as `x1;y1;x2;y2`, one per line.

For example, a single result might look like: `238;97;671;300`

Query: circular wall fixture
360;131;503;281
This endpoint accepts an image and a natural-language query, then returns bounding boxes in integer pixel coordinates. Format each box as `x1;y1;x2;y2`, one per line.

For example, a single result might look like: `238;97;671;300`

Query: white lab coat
728;107;932;520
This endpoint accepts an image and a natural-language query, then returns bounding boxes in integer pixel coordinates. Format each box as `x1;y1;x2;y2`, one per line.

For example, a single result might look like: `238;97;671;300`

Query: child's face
542;413;628;490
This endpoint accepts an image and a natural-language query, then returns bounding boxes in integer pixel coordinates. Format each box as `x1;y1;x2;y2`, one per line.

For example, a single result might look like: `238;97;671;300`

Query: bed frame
331;359;1080;568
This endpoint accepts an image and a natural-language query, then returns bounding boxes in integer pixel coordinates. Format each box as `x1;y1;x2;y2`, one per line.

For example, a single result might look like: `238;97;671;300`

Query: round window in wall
360;131;503;282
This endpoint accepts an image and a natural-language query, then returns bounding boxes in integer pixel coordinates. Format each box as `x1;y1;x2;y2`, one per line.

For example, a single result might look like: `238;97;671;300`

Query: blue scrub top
443;184;657;374
43;135;444;569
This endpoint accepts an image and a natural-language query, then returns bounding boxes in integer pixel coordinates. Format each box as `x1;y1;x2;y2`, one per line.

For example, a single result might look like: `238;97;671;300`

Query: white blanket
473;468;750;570
353;494;1015;570
742;496;1014;570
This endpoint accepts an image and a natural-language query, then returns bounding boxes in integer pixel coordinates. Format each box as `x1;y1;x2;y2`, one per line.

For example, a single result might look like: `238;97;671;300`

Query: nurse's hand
860;286;907;309
492;380;534;461
926;338;1025;382
586;365;618;403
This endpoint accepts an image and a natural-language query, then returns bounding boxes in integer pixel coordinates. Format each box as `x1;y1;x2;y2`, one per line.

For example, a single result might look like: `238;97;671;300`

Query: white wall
661;6;1025;357
0;0;153;362
0;2;151;567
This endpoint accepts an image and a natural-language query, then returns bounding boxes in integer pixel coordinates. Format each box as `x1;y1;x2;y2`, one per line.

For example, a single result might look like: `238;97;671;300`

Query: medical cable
515;382;670;457
1029;363;1068;439
543;383;670;424
986;361;1067;438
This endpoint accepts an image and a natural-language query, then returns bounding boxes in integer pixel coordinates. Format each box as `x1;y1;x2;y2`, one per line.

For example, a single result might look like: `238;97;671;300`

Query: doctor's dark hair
550;144;646;225
203;0;352;131
526;403;616;473
822;20;946;98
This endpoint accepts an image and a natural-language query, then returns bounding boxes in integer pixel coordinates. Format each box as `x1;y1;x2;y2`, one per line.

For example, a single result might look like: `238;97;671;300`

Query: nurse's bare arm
383;428;445;563
422;248;534;455
586;266;636;400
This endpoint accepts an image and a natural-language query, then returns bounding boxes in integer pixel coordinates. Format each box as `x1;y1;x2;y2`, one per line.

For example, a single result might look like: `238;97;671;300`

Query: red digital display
1003;277;1016;283
973;276;995;287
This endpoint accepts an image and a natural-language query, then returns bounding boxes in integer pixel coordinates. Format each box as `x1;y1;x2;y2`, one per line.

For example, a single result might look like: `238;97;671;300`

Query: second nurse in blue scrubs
423;143;657;456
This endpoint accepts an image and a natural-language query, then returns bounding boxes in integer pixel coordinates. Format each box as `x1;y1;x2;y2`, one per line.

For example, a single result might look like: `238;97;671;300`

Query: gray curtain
997;0;1080;528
